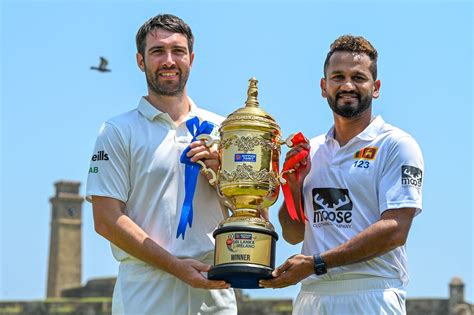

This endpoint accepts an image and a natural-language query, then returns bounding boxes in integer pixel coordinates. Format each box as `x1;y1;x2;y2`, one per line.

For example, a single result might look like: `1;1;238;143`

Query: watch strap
313;253;327;275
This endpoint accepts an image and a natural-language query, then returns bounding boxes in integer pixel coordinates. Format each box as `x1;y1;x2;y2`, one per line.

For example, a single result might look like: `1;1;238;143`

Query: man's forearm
279;176;305;244
94;206;179;275
321;208;416;269
92;196;229;289
279;204;304;244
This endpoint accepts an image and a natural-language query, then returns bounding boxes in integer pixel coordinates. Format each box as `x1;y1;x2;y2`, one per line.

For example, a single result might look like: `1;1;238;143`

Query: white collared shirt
86;97;225;261
301;116;424;286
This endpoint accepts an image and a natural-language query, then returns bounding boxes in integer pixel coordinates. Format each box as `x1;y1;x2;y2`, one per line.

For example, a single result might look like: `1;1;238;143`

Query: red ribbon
281;132;309;221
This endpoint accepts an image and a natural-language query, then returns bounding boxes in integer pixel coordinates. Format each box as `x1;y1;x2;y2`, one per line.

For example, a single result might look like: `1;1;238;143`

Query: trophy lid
220;77;281;133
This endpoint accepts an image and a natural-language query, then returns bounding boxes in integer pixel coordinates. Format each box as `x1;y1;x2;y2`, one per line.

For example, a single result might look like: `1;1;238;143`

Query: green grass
0;305;23;314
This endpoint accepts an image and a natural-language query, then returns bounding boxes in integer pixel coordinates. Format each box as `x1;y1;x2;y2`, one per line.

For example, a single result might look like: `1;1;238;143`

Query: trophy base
209;224;278;289
208;263;273;289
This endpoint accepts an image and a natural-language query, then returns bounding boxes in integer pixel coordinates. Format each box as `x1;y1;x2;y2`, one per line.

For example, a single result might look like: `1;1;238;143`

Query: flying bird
90;57;111;72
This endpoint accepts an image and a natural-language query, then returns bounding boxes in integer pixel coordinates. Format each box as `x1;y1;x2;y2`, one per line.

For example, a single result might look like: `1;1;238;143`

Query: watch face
67;207;77;218
313;254;328;275
315;265;327;275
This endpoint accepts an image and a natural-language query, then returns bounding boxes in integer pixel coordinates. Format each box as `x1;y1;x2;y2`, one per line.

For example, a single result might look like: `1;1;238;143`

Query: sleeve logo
401;165;423;188
91;150;109;161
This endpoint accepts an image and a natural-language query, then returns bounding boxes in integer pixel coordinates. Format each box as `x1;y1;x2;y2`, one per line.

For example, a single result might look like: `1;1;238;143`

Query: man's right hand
173;258;230;289
284;141;311;186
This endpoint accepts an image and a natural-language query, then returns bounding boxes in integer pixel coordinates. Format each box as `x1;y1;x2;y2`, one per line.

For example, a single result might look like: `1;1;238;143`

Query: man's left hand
187;140;219;173
259;254;314;288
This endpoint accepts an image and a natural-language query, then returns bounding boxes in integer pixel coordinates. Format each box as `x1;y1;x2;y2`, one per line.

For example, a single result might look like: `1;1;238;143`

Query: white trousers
112;257;237;315
293;277;406;315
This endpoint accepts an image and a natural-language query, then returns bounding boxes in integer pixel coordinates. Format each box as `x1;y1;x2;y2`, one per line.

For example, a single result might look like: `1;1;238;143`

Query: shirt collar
137;97;163;121
325;125;336;141
137;96;199;122
357;115;385;141
325;115;385;142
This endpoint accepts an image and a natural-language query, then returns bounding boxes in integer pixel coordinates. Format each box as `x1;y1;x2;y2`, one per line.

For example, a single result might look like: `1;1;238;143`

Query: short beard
327;93;372;118
145;65;190;97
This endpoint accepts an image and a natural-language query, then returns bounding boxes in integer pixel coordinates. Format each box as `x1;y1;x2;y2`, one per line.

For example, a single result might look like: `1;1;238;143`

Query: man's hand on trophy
280;137;311;222
284;141;311;185
259;254;314;289
172;258;230;289
187;140;220;173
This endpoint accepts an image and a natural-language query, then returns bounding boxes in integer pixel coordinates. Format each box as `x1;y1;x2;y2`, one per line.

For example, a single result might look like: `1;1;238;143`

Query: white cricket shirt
86;97;225;261
301;116;424;286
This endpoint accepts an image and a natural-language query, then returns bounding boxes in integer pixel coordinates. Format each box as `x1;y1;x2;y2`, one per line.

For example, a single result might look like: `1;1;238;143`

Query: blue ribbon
176;117;215;239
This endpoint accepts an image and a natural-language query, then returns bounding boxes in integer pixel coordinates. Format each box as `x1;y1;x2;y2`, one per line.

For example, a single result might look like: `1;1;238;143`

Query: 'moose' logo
401;165;422;188
312;188;353;228
91;150;109;161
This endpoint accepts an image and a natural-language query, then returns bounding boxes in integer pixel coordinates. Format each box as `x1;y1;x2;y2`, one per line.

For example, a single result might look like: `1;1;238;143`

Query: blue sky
1;0;472;303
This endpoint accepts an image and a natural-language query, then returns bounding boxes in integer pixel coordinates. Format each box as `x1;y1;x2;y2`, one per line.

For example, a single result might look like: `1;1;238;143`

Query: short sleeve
86;122;130;203
378;135;424;215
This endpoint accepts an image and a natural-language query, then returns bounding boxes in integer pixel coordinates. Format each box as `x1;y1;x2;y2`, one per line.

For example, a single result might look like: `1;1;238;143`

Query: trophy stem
233;208;260;218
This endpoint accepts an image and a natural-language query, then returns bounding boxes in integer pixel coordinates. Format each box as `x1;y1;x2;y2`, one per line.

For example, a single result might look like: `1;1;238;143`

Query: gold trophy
198;77;295;289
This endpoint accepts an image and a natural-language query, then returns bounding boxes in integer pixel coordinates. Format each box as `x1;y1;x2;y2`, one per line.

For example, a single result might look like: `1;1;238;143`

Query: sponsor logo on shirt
89;167;99;174
235;153;257;162
353;147;378;160
401;165;423;188
91;150;109;161
312;188;353;229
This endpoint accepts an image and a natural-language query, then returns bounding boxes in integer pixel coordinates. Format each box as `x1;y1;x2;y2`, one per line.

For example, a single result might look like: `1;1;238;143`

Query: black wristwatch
313;253;327;275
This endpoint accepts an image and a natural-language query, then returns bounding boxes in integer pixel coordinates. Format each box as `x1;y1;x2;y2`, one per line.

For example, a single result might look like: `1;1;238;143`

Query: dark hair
323;35;378;80
135;14;194;57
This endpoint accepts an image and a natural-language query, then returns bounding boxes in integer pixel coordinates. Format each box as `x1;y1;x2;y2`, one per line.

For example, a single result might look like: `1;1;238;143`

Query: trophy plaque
198;77;295;289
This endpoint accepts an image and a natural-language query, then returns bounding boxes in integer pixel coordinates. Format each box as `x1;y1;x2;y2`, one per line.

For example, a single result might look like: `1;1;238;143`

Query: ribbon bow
281;132;310;221
176;117;215;239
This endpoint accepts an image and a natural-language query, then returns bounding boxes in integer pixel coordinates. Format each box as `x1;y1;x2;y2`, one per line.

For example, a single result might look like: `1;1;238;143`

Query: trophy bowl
199;77;293;289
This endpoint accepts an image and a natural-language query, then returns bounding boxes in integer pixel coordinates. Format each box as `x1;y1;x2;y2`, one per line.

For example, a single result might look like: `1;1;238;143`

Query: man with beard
86;14;237;314
260;35;424;314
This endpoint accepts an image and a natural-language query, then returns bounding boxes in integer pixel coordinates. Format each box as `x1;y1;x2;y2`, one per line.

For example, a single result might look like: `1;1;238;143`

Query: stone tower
449;277;466;315
46;180;84;298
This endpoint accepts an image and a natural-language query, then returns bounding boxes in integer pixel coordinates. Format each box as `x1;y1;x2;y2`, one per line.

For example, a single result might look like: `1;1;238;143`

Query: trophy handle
196;134;220;147
277;133;305;183
278;169;295;184
196;160;218;185
194;134;221;186
196;159;235;213
278;134;296;148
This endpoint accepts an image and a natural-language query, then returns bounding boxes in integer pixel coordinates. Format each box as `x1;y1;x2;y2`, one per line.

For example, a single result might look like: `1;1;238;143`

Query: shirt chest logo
354;147;378;160
352;147;378;169
311;188;353;229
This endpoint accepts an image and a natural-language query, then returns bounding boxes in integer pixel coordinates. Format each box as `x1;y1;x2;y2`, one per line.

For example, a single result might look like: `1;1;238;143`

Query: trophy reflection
198;77;295;289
